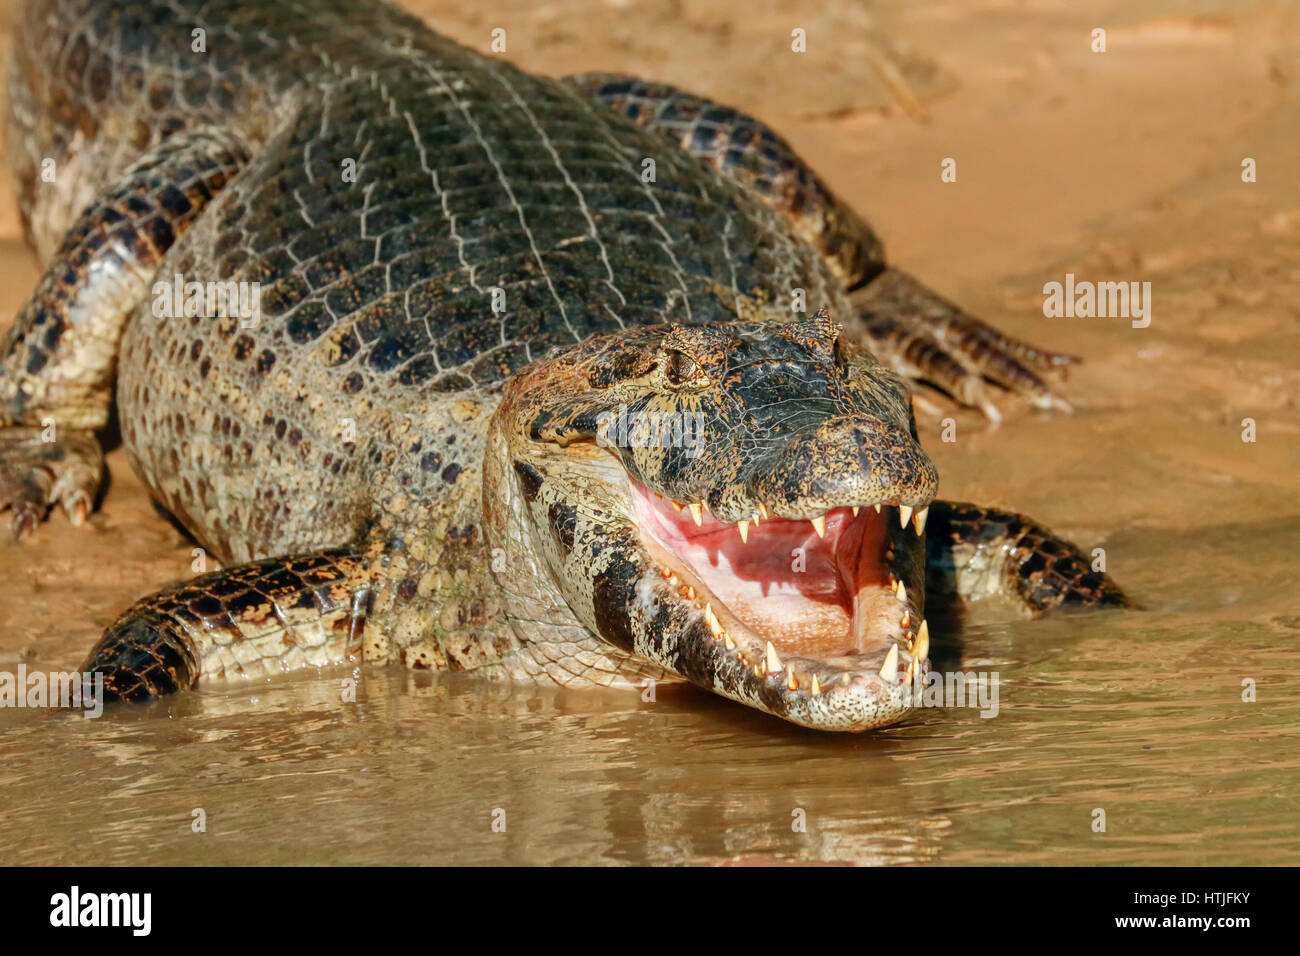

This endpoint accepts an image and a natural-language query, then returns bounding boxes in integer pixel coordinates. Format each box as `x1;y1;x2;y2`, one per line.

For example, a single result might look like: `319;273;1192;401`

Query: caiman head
484;311;938;731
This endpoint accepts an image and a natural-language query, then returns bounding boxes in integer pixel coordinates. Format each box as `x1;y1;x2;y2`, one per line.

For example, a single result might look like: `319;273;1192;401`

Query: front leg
81;525;527;702
1;126;250;428
0;126;250;537
925;500;1132;616
82;548;382;701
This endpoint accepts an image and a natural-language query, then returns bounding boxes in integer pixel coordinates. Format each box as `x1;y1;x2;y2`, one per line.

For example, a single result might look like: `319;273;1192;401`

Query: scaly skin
0;0;1127;731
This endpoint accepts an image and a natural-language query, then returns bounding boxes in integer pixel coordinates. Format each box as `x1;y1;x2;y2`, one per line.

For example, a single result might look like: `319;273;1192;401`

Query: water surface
2;518;1295;866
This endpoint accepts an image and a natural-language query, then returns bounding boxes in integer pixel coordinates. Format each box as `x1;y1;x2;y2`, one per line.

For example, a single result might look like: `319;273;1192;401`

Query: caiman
0;0;1129;731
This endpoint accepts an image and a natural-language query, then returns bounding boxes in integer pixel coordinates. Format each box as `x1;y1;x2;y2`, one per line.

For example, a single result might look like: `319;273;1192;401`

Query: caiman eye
663;348;701;387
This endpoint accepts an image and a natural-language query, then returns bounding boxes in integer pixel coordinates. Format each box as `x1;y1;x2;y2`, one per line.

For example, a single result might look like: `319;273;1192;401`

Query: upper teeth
717;503;930;540
913;506;929;535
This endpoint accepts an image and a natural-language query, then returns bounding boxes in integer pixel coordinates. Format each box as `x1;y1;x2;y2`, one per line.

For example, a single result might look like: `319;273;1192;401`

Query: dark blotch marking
512;460;544;502
590;548;642;654
547;501;577;553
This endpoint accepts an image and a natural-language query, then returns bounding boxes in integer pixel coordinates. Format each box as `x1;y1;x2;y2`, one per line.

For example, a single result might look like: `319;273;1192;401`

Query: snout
748;415;939;517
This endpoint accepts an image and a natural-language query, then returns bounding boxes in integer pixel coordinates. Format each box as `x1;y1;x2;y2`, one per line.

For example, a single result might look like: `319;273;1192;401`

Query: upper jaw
639;413;940;528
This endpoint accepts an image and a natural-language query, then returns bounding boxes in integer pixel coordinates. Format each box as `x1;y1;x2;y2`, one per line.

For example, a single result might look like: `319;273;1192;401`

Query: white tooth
751;510;760;527
879;644;899;682
765;641;784;674
842;673;852;686
669;500;683;512
688;502;703;526
758;503;769;520
899;505;913;529
724;635;736;650
897;581;907;606
738;520;749;543
787;672;799;691
873;503;882;513
811;515;826;538
811;675;821;696
852;506;860;517
913;505;928;535
915;619;930;661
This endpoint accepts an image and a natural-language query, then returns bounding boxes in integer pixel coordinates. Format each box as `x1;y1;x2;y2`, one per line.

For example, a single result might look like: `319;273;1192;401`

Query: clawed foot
0;427;103;540
851;267;1077;423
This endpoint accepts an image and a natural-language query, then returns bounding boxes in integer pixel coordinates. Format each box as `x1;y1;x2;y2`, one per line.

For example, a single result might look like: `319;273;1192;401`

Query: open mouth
629;480;931;706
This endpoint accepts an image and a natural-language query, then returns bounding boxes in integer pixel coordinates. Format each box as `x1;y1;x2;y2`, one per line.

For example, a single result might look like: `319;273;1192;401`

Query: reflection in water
0;520;1297;865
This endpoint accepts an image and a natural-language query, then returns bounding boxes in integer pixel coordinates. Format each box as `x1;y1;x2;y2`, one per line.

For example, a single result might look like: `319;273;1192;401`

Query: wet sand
0;0;1297;865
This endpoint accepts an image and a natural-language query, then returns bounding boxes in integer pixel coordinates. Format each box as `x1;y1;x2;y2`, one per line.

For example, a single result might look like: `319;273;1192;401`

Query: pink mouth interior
630;482;901;659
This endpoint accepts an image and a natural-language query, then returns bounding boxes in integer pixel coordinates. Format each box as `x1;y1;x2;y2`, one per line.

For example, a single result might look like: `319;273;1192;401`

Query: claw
12;508;38;542
0;427;103;539
64;490;91;526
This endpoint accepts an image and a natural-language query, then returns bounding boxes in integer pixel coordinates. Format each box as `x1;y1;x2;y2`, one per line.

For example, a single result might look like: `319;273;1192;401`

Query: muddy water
2;516;1297;866
2;0;1300;865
